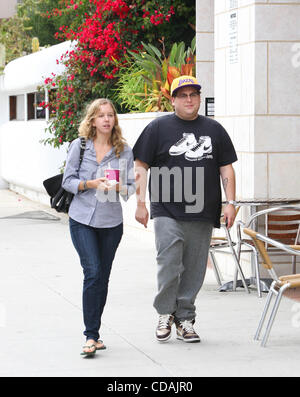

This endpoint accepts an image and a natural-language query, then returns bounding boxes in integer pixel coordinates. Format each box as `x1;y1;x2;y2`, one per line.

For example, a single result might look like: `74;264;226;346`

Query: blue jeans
69;218;123;341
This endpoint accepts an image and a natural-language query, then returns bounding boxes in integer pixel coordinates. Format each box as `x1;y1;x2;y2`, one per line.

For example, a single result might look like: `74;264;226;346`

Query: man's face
171;86;201;120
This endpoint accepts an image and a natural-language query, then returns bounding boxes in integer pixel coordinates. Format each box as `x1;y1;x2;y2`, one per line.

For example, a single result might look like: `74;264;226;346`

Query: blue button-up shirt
62;137;135;228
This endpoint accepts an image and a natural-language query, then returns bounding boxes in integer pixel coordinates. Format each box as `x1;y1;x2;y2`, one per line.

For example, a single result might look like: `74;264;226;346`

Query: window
9;94;26;121
9;96;16;120
27;91;45;120
9;92;46;121
9;94;25;120
48;89;57;119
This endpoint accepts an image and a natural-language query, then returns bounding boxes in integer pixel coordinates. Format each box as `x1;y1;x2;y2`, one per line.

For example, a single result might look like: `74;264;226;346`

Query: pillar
214;0;300;201
196;0;214;116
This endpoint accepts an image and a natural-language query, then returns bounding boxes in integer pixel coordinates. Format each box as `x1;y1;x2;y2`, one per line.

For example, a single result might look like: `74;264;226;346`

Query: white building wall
0;0;18;19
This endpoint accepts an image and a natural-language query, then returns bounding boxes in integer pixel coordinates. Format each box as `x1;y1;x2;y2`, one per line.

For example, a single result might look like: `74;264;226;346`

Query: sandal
80;343;96;356
96;339;106;350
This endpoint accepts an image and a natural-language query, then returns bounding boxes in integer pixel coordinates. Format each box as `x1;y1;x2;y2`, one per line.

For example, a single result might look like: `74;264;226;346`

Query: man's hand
135;159;149;228
223;204;236;229
220;164;236;228
135;204;149;228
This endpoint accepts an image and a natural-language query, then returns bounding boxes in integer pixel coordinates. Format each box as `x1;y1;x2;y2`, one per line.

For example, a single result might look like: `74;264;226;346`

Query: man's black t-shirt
132;113;237;228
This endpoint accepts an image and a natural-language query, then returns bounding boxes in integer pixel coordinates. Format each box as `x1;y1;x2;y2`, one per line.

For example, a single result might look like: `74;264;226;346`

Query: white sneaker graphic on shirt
169;133;197;156
184;136;212;161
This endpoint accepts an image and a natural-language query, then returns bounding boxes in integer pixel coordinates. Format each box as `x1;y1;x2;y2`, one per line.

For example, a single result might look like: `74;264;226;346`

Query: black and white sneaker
176;319;201;343
169;133;197;156
156;314;174;342
184;136;212;161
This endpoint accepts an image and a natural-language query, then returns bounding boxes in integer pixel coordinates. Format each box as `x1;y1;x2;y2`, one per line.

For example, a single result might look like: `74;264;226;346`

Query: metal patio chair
236;206;300;297
243;227;300;347
209;207;250;293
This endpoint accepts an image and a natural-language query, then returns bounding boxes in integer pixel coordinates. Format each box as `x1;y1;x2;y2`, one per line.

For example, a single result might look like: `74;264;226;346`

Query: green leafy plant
0;14;32;73
112;63;147;113
114;37;196;112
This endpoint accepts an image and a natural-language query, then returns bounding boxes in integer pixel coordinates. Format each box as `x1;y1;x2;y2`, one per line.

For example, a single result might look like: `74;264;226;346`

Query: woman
62;98;135;356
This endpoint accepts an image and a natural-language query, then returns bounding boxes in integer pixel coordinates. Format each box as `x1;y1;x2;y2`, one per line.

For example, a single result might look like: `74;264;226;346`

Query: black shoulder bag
43;137;86;213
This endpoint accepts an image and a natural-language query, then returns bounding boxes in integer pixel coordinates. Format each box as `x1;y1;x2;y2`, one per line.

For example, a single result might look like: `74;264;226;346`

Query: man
133;75;237;343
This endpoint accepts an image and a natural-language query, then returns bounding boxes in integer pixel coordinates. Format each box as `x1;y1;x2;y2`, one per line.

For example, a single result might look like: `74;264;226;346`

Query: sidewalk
0;188;300;378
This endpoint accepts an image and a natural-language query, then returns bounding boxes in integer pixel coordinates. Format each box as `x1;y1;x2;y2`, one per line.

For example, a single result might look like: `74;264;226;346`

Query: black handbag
43;137;86;213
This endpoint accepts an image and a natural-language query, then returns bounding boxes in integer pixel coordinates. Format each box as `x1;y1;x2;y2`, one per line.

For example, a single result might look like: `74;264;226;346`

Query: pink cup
104;169;120;182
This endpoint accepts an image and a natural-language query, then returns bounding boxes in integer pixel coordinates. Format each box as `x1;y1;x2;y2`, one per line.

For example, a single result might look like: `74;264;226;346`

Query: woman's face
92;103;115;136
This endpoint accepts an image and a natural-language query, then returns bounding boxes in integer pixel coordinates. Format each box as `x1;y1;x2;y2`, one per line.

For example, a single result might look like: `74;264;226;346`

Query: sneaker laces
174;135;188;146
158;315;172;329
179;320;195;334
191;138;205;152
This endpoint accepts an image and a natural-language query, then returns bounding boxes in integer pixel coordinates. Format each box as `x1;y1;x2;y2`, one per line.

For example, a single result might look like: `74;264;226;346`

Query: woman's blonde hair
78;98;126;158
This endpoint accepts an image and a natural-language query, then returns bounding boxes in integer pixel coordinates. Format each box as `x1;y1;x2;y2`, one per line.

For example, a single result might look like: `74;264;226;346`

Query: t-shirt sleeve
217;125;238;167
132;120;158;167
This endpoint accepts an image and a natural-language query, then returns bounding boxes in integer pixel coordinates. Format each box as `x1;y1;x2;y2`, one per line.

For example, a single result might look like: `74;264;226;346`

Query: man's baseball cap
170;75;201;97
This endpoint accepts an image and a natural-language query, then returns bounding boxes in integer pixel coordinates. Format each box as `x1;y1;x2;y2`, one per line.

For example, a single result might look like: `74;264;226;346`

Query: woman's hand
87;177;109;190
98;177;119;192
83;177;125;193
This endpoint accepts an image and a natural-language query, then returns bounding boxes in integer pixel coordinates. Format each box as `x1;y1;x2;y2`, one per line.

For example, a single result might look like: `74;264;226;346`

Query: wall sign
229;11;238;64
205;98;215;117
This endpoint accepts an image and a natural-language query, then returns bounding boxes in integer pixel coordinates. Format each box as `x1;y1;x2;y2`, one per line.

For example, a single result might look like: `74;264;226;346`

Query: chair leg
292;255;297;274
247;244;263;297
260;284;289;347
253;251;262;298
209;251;222;286
224;227;250;293
254;282;275;341
233;241;241;291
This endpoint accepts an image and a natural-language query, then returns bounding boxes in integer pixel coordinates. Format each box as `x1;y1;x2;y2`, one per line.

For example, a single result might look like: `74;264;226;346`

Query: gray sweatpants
153;217;213;321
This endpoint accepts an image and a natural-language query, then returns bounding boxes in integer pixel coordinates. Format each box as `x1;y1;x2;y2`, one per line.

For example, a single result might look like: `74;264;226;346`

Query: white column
196;0;214;116
214;0;300;201
214;0;300;277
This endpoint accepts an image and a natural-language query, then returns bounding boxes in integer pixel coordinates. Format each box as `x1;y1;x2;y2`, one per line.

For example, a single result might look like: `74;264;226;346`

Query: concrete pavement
0;188;300;378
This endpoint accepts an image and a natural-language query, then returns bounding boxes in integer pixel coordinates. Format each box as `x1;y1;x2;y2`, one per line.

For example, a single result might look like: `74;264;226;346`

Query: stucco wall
0;0;18;19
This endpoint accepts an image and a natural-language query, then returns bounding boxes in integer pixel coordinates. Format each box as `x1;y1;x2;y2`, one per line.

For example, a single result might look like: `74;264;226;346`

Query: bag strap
78;137;86;170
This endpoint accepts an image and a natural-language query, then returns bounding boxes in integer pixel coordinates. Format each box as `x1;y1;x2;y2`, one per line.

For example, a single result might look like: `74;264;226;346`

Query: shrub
39;0;195;148
113;37;196;113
